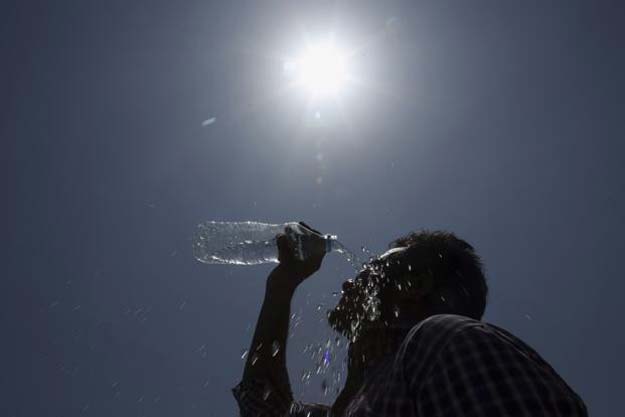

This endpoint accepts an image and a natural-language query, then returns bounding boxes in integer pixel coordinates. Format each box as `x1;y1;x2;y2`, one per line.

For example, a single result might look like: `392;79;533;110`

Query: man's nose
342;279;355;292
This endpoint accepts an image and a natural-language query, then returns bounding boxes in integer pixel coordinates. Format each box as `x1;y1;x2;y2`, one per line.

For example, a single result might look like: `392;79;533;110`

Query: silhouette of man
234;224;587;416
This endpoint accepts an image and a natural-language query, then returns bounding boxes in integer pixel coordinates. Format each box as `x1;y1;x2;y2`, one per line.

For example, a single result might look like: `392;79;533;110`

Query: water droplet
271;341;280;357
240;349;248;360
393;305;400;318
323;349;331;365
250;353;259;366
201;117;216;126
301;370;312;383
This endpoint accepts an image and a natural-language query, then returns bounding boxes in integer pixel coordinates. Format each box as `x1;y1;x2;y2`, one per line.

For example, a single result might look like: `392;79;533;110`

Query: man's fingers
277;233;297;263
276;233;287;248
277;234;292;250
298;221;322;236
276;230;326;281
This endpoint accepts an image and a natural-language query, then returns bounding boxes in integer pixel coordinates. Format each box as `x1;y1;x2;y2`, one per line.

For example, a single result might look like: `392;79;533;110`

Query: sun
284;39;350;98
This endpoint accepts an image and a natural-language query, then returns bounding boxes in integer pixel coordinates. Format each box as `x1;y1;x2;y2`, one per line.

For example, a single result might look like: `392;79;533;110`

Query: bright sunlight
284;39;351;99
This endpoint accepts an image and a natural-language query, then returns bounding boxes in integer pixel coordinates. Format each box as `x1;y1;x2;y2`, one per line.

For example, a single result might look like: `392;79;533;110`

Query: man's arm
241;265;298;399
234;229;327;417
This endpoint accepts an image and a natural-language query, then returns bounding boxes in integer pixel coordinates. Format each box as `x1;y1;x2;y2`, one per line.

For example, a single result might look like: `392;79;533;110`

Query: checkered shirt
233;314;587;417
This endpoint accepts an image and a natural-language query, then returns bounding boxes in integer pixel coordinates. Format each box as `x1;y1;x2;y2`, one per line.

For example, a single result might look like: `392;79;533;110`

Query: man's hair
388;230;488;320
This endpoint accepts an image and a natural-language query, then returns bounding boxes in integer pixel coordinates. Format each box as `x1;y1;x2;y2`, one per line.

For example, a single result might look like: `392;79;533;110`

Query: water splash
295;307;350;403
332;240;366;271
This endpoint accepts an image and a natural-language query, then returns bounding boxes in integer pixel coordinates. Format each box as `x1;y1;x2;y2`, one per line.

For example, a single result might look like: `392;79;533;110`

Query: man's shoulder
404;314;481;344
399;314;521;358
415;313;480;329
388;315;476;390
395;315;482;372
396;317;588;416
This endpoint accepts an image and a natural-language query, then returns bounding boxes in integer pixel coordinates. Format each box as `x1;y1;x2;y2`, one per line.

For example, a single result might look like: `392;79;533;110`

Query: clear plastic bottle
193;221;347;265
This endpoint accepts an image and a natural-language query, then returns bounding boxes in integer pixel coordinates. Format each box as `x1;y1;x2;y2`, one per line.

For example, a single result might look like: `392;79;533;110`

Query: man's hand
271;222;327;291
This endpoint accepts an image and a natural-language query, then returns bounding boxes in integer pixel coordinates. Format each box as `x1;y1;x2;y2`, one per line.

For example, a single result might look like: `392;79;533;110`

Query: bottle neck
324;235;337;253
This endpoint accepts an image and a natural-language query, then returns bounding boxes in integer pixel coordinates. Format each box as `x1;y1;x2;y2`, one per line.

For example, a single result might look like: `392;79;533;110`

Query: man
234;225;587;416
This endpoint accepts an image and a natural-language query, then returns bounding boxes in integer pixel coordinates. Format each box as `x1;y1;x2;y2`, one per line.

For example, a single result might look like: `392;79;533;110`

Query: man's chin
327;308;350;337
327;306;361;340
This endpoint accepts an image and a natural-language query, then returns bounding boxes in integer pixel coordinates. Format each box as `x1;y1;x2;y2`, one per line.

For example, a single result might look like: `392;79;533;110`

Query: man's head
327;230;488;341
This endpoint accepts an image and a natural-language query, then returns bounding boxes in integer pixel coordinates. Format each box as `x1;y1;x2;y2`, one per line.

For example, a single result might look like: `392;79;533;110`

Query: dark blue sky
5;1;624;416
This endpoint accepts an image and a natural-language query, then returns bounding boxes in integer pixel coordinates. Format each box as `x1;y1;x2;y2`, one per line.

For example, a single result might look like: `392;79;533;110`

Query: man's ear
396;271;434;301
412;271;434;296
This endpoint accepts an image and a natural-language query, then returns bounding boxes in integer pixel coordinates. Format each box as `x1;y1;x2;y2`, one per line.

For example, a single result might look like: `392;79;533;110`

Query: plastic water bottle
193;221;350;266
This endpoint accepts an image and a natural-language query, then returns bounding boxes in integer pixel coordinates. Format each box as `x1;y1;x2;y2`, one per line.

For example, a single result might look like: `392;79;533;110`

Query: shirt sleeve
232;378;331;417
403;316;588;417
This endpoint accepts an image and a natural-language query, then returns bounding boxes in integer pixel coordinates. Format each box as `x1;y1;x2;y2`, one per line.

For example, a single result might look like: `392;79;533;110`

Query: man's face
327;247;408;341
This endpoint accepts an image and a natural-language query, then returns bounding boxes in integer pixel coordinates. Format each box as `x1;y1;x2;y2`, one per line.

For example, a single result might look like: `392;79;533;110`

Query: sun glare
284;40;350;98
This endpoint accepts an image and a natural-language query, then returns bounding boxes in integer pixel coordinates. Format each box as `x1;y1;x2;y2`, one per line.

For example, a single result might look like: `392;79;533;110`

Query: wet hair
385;230;488;320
